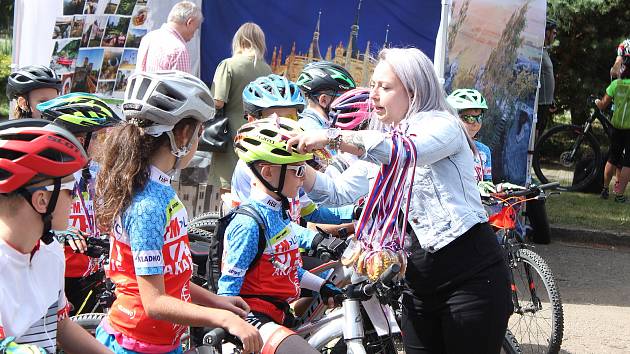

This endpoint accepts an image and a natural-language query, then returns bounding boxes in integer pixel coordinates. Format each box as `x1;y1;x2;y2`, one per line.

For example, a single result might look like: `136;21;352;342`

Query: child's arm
57;317;112;354
596;95;612;110
217;215;261;296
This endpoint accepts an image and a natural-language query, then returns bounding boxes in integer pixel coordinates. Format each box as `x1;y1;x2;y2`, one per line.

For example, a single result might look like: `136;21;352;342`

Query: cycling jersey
65;161;100;278
230;159;354;224
218;189;325;324
103;166;193;351
473;140;492;182
299;108;330;131
0;239;70;353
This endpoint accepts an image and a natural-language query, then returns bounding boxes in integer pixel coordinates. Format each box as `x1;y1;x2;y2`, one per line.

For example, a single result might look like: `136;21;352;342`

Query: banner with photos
50;0;149;101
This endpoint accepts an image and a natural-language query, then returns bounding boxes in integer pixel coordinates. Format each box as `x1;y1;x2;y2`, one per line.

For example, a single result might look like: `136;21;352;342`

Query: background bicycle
484;182;564;354
533;98;613;191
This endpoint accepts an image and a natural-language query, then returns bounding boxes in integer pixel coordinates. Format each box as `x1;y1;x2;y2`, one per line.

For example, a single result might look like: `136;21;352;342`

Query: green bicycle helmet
447;89;488;111
296;61;356;95
37;92;122;134
243;74;306;117
235;117;313;165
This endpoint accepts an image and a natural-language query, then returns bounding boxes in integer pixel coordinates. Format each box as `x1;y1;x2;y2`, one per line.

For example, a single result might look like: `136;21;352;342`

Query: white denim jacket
308;110;488;253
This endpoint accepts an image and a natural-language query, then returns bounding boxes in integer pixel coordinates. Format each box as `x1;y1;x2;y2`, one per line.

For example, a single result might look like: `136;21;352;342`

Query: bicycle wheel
71;312;107;335
533;124;601;191
509;248;564;354
324;333;403;354
501;329;522;354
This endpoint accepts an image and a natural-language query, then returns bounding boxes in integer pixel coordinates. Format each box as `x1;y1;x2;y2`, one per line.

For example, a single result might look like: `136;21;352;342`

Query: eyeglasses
461;113;484;124
285;164;306;178
27;180;76;193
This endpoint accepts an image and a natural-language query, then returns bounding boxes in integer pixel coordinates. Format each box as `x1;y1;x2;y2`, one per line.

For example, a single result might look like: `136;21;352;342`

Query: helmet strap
80;132;93;189
16;178;61;245
164;123;201;175
247;162;291;218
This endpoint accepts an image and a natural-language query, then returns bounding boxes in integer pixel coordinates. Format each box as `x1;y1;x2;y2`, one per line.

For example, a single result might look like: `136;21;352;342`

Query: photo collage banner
50;0;150;101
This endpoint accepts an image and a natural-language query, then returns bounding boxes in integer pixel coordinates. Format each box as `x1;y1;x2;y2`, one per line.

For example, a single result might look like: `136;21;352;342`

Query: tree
549;0;630;124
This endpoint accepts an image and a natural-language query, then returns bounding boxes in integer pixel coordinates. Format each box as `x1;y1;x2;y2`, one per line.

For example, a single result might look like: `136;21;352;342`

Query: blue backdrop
200;0;441;84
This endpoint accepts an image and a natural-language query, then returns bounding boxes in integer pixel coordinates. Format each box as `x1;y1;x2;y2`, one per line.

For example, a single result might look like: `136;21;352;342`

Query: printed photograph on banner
83;0;98;15
125;27;147;48
50;39;80;75
100;48;124;80
130;6;148;28
61;73;74;95
87;16;108;47
102;16;130;47
64;0;87;15
116;0;137;16
96;80;116;96
136;0;148;5
120;49;138;70
80;15;94;47
72;48;104;93
53;17;73;39
445;0;546;185
114;69;132;98
104;0;121;14
70;16;86;38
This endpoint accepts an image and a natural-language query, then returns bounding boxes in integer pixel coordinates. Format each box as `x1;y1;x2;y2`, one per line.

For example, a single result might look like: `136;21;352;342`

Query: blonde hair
231;22;267;64
167;1;203;24
374;47;476;152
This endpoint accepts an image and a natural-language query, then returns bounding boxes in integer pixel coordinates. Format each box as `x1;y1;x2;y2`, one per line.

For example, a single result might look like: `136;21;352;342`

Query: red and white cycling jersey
105;166;193;348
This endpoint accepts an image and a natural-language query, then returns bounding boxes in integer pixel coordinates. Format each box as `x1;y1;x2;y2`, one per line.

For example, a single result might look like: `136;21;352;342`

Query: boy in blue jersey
218;117;345;353
447;89;493;182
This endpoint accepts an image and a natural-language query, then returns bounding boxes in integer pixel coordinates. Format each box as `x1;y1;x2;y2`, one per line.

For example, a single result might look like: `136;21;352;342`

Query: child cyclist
231;74;354;234
38;93;122;315
447;88;493;183
0;119;110;353
596;54;630;203
296;61;356;130
6;65;62;119
219;117;343;353
93;70;262;353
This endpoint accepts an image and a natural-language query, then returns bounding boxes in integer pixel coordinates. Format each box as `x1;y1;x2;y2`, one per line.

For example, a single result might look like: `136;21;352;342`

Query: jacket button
412;218;419;224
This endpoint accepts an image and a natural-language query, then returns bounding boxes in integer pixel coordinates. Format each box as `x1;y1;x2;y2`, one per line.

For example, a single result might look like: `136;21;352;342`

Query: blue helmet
242;74;306;117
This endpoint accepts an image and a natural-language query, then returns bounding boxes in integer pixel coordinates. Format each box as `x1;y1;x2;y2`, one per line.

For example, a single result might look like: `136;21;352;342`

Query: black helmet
296;61;356;95
6;65;62;100
545;19;557;30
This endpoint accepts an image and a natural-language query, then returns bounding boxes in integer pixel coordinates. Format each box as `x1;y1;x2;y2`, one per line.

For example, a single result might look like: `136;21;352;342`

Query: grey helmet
123;70;215;136
6;65;62;100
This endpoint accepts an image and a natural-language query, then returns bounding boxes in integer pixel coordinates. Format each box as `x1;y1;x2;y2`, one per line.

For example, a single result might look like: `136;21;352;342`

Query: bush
549;0;630;125
0;53;11;118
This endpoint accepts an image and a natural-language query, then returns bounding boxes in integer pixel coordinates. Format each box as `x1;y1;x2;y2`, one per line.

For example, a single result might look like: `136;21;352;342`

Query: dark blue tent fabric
200;0;441;84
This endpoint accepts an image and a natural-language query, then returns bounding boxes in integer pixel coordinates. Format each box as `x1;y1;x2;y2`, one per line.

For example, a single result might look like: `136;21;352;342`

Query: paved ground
525;241;630;353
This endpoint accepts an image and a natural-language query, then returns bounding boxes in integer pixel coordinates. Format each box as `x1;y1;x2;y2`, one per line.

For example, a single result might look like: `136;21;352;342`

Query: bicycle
532;98;613;191
484;182;564;354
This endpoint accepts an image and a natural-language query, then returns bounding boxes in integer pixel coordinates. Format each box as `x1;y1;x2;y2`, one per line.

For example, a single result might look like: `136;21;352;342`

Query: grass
546;190;630;234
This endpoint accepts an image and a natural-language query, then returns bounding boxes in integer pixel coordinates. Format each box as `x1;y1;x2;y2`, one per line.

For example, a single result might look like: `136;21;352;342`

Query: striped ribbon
354;131;417;251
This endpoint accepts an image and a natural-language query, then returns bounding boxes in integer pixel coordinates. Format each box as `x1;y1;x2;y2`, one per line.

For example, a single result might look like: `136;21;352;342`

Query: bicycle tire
71;312;107;335
533;125;601;191
501;329;522;354
190;212;221;224
509;248;564;354
189;219;218;234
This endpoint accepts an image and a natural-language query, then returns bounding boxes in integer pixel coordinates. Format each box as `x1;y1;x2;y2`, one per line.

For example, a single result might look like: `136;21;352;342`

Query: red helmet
329;88;372;130
0;119;88;194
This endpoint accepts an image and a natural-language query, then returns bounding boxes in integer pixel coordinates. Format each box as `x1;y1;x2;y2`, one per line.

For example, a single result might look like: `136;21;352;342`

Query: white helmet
123;70;215;136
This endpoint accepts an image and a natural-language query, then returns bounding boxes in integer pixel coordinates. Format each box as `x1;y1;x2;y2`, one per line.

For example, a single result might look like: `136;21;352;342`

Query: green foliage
0;53;11;118
549;0;630;124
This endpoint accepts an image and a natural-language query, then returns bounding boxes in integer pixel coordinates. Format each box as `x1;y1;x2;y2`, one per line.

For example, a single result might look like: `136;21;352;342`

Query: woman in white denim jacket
288;48;512;354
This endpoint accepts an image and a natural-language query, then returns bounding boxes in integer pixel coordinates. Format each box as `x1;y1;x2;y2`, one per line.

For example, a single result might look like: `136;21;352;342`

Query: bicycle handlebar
494;182;559;199
202;327;242;349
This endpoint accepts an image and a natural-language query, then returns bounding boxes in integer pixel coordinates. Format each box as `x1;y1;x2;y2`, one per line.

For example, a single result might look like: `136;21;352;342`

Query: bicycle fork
342;299;366;354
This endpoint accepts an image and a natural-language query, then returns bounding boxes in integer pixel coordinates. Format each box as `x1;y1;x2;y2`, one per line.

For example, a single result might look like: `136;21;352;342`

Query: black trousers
400;260;512;354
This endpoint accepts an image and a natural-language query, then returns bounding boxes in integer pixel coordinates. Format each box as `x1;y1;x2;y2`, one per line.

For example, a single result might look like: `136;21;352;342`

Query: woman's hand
286;130;328;154
225;315;263;353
